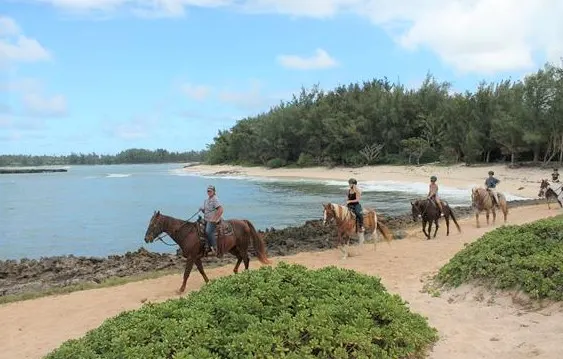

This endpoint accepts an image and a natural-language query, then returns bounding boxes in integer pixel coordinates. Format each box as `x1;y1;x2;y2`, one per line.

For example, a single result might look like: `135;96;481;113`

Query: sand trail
1;204;562;359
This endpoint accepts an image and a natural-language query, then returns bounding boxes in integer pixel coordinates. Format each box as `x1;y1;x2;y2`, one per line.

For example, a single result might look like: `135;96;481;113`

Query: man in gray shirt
200;185;223;255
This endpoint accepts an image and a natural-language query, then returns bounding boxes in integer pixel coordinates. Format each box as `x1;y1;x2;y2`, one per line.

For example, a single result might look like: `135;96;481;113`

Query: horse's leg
491;208;496;225
193;258;209;283
242;254;250;270
433;219;439;238
444;212;450;236
475;211;480;228
421;219;429;239
178;258;195;293
230;249;242;274
485;210;490;225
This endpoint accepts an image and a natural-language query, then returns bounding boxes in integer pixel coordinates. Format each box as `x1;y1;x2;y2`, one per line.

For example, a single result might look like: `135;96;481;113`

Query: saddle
197;217;235;238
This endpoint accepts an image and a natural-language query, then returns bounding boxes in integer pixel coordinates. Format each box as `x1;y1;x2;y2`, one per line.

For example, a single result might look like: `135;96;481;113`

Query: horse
538;179;563;209
470;187;508;228
144;211;271;293
322;203;393;259
410;198;461;240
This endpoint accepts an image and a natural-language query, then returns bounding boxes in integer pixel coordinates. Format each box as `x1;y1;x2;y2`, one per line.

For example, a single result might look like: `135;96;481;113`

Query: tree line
0;148;206;167
204;62;563;168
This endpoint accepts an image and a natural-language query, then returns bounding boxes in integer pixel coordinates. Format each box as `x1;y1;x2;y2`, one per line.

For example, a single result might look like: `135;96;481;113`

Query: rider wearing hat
347;178;364;232
427;175;443;212
485;171;500;206
199;184;223;256
552;168;560;183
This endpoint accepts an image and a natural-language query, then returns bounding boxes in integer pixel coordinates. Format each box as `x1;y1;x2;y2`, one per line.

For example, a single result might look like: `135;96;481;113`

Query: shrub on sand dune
436;216;563;301
46;263;438;359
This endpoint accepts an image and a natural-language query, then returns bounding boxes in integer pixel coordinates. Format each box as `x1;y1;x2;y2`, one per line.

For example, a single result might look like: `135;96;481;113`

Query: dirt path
1;205;562;359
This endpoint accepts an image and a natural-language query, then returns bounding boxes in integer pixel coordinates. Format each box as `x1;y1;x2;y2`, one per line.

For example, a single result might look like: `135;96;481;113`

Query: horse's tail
376;220;394;244
244;220;272;265
448;206;462;233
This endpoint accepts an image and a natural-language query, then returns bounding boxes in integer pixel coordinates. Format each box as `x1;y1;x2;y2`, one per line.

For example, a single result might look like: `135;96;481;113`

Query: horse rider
427;176;444;212
199;185;223;256
347;178;364;232
552;168;560;183
485;171;500;206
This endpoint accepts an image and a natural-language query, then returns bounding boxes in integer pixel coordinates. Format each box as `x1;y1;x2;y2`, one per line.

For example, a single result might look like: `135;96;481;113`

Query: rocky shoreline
0;199;546;299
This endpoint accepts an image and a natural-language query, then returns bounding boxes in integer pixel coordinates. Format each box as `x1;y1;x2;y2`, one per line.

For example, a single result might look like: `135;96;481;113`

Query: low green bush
436;216;563;300
46;263;438;359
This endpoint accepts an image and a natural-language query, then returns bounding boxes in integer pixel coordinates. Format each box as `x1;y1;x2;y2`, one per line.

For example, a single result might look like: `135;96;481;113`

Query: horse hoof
177;288;185;294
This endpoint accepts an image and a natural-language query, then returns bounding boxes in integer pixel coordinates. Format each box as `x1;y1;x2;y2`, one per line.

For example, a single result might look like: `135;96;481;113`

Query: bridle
152;210;201;246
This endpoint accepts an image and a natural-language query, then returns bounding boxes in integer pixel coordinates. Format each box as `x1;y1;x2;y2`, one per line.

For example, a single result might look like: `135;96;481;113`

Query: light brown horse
470;187;508;228
144;211;271;293
322;203;393;259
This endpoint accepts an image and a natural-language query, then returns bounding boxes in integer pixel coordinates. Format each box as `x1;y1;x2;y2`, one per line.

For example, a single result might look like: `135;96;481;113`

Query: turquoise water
1;163;497;260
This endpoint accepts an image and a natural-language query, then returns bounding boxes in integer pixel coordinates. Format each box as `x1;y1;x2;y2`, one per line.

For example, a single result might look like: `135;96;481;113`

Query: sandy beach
183;163;554;200
1;204;561;359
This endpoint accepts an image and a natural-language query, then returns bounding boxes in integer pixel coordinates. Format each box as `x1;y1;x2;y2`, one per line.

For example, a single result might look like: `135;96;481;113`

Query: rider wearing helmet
485;171;500;206
427;175;443;212
347;178;364;232
552;168;560;183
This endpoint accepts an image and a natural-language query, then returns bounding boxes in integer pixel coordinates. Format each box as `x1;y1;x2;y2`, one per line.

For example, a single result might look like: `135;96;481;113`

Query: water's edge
0;199;547;298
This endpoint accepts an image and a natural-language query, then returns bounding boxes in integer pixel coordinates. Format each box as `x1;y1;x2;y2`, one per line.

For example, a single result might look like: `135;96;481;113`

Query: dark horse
538;179;563;209
411;198;461;239
144;211;271;293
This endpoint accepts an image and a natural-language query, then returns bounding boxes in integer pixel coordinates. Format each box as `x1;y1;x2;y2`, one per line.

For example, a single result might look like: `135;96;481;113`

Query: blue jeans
205;221;217;248
348;203;364;228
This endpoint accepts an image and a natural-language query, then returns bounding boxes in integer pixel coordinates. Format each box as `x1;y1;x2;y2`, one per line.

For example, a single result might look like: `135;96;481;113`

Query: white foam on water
106;173;131;178
171;169;532;201
321;179;531;201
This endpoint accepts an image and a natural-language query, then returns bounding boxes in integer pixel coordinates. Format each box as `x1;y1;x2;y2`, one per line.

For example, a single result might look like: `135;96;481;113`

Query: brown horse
144;211;271;293
322;203;393;259
410;198;461;239
538;179;563;209
471;187;508;228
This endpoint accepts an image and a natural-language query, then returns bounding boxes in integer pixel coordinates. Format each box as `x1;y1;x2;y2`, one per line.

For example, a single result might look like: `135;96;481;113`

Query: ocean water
0;164;529;260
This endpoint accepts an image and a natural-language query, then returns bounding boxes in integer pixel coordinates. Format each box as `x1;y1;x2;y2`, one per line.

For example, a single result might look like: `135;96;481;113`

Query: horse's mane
329;203;353;220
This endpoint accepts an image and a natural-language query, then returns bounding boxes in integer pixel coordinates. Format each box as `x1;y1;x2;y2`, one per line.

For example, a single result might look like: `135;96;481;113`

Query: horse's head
470;187;480;205
538;179;549;197
144;210;164;243
322;203;336;225
410;200;421;222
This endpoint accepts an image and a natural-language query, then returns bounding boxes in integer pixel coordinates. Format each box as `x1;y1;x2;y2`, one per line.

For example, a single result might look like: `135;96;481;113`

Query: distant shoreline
0;168;68;174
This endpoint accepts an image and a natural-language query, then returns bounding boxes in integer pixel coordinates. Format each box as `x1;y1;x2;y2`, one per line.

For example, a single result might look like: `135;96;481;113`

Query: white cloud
0;16;50;64
180;83;212;101
0;78;68;118
217;80;280;112
35;0;563;74
277;48;338;70
22;93;68;117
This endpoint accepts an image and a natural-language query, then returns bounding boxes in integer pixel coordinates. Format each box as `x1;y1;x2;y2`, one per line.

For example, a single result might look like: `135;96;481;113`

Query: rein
155;210;200;246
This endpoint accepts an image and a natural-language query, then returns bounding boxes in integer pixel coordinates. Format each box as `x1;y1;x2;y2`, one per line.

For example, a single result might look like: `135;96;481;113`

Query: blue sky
1;0;561;155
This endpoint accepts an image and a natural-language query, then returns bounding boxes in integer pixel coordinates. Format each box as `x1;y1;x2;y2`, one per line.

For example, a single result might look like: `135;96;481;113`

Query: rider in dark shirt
552;168;560;183
347;178;364;232
485;171;500;206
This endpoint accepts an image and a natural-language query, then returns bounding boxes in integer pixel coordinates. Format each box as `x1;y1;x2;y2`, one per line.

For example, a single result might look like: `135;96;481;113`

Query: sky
0;0;562;155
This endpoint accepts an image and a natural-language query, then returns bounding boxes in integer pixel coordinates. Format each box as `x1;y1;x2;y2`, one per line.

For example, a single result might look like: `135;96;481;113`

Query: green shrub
296;153;316;167
46;263;438;359
436;216;563;300
266;158;286;168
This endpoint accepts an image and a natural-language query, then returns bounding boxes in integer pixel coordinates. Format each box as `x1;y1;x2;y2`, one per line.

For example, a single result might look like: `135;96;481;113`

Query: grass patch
46;263;438;359
435;215;563;301
0;268;179;306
